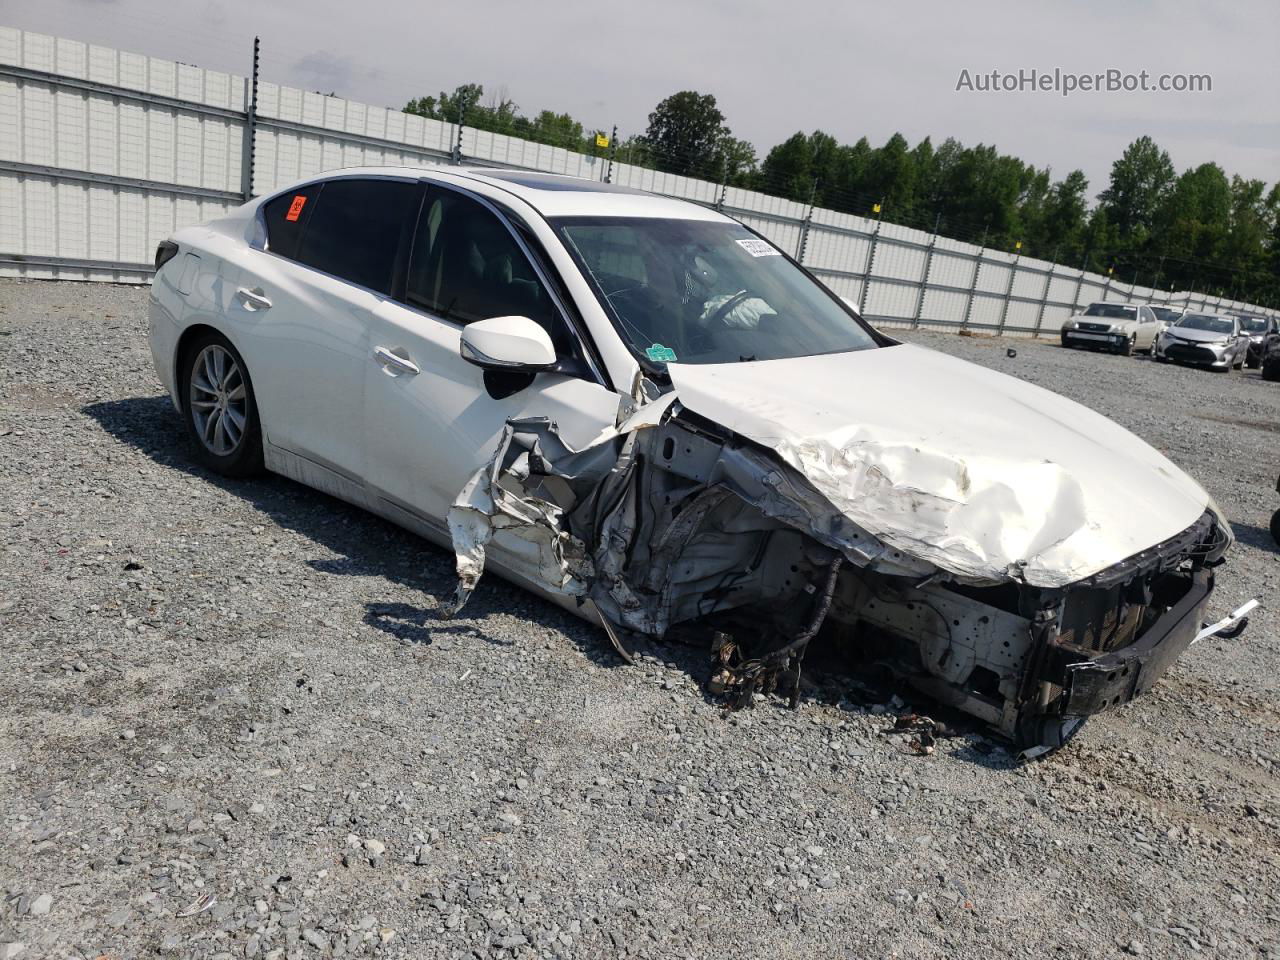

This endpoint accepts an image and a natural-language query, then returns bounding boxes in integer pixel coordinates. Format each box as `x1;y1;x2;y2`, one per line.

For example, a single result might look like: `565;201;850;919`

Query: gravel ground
1;278;1278;960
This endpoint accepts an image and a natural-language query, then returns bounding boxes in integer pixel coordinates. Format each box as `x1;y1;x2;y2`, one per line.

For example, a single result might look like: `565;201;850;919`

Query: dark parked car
1263;336;1280;382
1232;314;1279;369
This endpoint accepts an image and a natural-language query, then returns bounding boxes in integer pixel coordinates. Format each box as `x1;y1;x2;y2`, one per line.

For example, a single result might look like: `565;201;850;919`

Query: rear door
363;184;620;539
230;177;419;488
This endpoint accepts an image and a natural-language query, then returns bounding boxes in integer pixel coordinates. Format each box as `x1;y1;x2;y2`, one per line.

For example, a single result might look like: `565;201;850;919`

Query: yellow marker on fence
595;133;610;149
872;203;881;214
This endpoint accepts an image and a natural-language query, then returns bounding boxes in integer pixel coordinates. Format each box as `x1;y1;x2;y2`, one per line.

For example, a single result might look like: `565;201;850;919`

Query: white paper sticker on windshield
735;237;781;258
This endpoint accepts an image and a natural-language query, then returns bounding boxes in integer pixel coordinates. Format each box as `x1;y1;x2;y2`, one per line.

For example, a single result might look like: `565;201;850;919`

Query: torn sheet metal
667;344;1217;587
443;417;616;616
443;396;909;630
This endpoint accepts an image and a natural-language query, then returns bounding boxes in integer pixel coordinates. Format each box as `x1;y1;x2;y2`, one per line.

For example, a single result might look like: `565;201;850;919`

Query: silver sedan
1154;313;1250;371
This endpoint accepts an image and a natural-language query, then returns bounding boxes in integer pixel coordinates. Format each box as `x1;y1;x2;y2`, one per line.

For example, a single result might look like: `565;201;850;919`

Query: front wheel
180;332;264;477
1263;361;1280;382
1115;335;1134;357
1271;510;1280;547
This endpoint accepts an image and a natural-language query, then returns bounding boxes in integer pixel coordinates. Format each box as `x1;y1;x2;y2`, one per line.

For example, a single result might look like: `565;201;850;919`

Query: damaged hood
667;343;1212;588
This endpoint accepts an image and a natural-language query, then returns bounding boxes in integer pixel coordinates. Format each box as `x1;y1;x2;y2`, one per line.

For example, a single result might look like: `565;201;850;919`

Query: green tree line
405;84;1279;306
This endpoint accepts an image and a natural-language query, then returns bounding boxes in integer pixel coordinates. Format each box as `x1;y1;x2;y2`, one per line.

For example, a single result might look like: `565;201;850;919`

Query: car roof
282;164;731;222
1089;301;1178;309
454;167;732;220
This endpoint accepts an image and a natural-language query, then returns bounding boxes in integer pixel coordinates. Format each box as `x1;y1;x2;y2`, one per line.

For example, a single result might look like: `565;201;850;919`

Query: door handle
374;345;420;376
236;286;272;311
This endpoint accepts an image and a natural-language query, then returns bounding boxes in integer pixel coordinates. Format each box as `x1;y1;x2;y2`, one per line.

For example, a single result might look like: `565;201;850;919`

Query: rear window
262;184;321;260
294;179;419;294
1083;303;1137;319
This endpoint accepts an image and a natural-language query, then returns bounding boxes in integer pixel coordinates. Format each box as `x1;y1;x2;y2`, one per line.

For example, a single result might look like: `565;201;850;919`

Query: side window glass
293;179;418;294
262;184;322;260
406;190;566;348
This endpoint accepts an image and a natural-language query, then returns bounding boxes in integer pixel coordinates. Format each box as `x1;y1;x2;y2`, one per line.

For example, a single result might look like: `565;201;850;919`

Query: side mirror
459;316;556;371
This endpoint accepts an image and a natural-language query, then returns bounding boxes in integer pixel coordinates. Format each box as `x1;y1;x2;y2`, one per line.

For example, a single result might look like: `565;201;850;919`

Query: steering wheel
704;290;753;330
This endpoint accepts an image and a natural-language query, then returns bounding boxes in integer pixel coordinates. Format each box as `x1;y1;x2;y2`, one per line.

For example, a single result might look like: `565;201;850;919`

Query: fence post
604;125;617;183
996;242;1021;335
960;226;989;332
714;155;728;212
240;36;259;200
451;118;464;164
1071;251;1090;313
795;178;817;263
911;212;941;329
858;214;883;316
1032;247;1058;338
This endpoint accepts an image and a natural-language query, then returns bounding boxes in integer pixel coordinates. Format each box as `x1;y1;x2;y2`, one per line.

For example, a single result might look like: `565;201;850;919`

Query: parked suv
1060;302;1161;355
1232;314;1279;369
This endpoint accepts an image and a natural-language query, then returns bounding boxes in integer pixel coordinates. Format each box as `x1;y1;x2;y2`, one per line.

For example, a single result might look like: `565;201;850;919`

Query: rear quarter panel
155;226;252;408
148;263;184;409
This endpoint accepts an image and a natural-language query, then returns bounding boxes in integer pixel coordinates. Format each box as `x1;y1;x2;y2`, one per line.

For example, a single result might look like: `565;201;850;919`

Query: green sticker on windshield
645;343;678;362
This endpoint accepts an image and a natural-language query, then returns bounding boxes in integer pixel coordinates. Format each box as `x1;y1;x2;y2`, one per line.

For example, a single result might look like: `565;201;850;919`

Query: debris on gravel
1;279;1278;958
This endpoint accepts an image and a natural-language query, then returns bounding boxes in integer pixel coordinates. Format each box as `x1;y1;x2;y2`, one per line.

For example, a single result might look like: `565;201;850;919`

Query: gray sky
10;0;1278;197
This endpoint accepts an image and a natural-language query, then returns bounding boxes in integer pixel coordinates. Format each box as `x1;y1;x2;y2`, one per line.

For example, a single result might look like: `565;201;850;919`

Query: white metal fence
2;25;1276;331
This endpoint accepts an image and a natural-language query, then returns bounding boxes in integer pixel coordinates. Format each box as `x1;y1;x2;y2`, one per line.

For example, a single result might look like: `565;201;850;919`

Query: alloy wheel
189;344;247;456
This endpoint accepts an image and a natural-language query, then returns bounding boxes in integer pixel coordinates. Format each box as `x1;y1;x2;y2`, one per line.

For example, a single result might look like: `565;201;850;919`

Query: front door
362;186;621;559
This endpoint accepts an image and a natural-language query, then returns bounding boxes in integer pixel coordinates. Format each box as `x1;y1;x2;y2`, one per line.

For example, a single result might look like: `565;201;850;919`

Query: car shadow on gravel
1230;521;1278;553
82;395;626;666
362;600;511;648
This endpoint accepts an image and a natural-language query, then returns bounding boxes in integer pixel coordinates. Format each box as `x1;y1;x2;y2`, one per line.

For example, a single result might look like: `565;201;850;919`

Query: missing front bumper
1058;567;1210;716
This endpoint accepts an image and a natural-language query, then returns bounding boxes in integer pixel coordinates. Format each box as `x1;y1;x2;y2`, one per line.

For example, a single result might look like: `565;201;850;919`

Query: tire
179;331;264;477
1115;335;1134;357
1263;360;1280;382
1271;510;1280;548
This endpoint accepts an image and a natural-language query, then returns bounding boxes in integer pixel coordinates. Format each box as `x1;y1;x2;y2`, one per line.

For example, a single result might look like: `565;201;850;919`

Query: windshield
1177;314;1235;334
1236;316;1267;333
1083;303;1137;319
1151;307;1181;325
554;216;878;365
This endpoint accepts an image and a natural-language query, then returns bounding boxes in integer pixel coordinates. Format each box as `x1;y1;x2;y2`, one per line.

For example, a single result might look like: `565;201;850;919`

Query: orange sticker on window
285;195;307;221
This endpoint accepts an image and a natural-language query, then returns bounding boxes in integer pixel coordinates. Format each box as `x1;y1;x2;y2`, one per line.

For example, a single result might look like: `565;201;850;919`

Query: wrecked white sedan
149;166;1238;751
